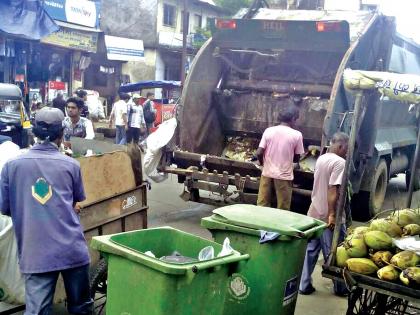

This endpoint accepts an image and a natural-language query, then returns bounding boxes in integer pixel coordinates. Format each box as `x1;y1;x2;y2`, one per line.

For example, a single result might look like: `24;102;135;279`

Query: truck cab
0;83;31;148
163;8;420;219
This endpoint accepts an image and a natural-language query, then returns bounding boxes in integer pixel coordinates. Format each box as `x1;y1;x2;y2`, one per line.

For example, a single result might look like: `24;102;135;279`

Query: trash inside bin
90;227;249;315
201;204;326;315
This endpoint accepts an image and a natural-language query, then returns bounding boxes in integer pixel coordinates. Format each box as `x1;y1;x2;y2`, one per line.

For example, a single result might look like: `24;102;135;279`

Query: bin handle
191;254;250;273
301;223;327;238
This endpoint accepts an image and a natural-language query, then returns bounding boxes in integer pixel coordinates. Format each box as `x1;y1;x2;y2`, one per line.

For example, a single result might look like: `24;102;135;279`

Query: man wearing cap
126;93;146;144
0;107;93;314
63;97;95;142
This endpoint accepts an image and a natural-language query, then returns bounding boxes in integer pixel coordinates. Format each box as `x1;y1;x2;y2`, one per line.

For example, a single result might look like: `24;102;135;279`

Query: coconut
336;245;350;267
345;237;368;258
370;219;402;238
389;209;420;227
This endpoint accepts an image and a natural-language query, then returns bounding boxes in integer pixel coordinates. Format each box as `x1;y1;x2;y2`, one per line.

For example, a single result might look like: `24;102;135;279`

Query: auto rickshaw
0;83;31;148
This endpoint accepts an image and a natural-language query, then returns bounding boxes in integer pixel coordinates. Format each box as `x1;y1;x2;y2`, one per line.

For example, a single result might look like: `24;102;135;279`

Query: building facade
101;0;226;98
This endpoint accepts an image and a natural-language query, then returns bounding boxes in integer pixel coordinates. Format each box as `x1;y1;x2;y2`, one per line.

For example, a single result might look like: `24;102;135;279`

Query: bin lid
212;204;319;237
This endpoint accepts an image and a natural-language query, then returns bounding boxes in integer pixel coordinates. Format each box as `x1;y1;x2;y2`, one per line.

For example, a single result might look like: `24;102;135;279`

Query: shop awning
0;0;59;40
104;35;145;62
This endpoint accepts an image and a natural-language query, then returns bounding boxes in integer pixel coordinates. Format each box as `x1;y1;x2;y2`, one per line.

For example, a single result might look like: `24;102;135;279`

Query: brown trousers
257;175;293;210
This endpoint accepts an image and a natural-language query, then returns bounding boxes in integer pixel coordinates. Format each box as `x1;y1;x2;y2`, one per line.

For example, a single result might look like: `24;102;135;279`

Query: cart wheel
90;258;108;315
346;288;409;315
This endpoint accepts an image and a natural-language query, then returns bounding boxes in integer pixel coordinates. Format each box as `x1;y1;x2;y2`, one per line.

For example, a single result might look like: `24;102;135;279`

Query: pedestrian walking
109;92;130;145
299;132;349;297
0;107;93;315
256;105;304;209
143;92;157;135
126;93;146;144
62;97;95;143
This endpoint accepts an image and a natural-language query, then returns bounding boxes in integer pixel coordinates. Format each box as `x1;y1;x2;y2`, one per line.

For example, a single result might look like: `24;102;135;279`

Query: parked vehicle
162;7;420;219
0;83;30;148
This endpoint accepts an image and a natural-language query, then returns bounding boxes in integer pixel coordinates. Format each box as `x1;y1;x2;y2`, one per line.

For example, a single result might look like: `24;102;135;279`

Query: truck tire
405;169;420;191
368;159;388;218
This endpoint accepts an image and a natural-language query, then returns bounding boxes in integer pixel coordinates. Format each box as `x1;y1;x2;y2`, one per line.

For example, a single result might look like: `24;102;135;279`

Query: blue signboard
43;0;100;28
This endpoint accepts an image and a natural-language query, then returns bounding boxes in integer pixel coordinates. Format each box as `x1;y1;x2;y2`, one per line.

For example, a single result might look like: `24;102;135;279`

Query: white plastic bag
144;118;177;182
0;141;21;175
217;238;234;257
198;246;215;261
0;215;25;304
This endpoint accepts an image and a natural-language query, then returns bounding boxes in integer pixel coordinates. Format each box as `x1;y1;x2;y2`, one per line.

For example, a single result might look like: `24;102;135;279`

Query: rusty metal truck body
164;9;420;219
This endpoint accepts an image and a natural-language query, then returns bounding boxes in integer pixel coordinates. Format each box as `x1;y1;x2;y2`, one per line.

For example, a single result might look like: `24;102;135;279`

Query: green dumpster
201;204;326;315
90;226;249;315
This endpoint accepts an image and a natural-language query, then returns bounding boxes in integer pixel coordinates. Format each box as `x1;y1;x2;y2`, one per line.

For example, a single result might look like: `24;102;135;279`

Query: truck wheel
368;159;388;218
405;169;420;191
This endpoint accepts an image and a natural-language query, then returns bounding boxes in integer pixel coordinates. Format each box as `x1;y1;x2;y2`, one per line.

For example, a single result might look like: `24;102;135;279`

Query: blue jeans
24;264;93;315
115;125;126;145
299;225;348;295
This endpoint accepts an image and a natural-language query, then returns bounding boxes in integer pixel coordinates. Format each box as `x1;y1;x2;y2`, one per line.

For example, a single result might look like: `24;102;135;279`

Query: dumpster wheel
90;258;108;315
346;288;410;315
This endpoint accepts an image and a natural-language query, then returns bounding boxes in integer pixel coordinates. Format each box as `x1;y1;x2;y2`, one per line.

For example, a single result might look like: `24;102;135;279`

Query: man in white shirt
127;94;146;144
109;93;130;145
299;132;349;297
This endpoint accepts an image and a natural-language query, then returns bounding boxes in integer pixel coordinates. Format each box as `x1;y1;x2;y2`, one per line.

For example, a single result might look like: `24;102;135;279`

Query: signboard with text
43;0;100;28
41;28;98;52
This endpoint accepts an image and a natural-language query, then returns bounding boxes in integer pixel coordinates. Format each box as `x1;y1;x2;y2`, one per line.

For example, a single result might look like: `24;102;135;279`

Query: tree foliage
214;0;253;15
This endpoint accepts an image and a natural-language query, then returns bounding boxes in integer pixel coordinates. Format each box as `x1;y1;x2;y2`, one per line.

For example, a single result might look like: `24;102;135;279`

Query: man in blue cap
0;107;93;314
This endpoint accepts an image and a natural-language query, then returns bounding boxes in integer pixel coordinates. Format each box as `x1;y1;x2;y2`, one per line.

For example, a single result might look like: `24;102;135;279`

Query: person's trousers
24;264;93;315
126;127;141;144
115;125;126;145
257;175;292;210
299;225;348;295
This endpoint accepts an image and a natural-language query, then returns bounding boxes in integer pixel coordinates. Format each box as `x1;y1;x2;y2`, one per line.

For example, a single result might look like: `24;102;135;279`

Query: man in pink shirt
256;105;304;210
299;132;349;297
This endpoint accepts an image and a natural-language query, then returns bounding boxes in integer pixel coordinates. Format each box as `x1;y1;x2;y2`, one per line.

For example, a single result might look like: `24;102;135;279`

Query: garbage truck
162;6;420;219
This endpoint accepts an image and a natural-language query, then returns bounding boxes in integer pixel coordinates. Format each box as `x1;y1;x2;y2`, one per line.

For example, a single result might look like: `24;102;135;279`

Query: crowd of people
109;91;156;146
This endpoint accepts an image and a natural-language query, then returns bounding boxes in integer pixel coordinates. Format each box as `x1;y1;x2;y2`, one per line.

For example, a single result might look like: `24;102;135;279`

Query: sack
0;215;25;304
144;118;177;182
143;100;156;124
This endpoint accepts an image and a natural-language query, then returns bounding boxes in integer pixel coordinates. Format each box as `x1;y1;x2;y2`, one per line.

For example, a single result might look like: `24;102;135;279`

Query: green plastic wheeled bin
201;204;326;315
90;227;249;315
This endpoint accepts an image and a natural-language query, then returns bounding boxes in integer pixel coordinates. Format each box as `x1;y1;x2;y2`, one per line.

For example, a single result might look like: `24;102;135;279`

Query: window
164;63;180;81
163;4;176;27
194;14;202;31
181;11;189;33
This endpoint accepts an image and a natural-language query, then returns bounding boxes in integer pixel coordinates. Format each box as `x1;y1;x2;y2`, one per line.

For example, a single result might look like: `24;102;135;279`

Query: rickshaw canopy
119;80;181;93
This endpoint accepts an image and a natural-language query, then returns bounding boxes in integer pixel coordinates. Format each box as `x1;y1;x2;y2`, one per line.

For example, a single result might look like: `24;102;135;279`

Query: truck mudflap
165;151;312;205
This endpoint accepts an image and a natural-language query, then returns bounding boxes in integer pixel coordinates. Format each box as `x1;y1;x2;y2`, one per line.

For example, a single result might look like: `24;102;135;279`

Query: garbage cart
201;204;326;315
91;227;249;315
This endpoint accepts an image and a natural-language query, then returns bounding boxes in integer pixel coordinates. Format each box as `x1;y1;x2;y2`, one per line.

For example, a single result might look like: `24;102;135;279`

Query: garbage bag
0;215;25;304
144;118;177;182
